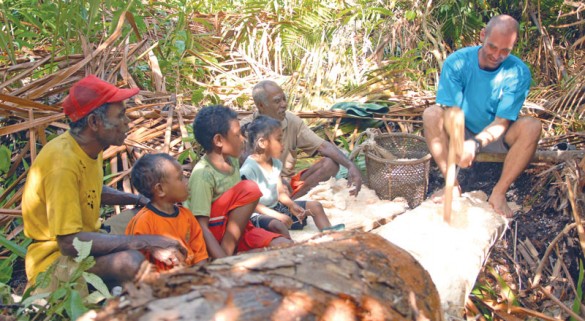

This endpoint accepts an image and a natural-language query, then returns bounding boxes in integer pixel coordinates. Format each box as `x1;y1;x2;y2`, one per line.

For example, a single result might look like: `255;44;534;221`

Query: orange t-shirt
125;204;208;272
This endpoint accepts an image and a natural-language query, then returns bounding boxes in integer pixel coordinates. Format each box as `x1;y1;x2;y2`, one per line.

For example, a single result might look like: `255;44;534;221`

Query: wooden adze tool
443;108;465;223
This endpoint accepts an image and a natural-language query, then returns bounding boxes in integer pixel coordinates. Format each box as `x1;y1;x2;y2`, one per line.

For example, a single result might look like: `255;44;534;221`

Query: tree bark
94;231;443;321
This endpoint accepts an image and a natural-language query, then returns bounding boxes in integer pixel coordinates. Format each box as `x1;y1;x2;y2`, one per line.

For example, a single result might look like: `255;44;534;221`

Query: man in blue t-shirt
423;14;541;218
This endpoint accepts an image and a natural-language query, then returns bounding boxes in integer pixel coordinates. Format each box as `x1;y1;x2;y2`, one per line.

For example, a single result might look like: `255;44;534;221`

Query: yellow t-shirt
22;131;103;283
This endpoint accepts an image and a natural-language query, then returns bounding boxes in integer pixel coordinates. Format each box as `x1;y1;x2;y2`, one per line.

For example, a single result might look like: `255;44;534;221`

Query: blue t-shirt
436;46;531;134
240;157;282;208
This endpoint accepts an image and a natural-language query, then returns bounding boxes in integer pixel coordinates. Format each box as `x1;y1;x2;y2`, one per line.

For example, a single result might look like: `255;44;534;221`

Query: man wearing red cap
22;75;187;291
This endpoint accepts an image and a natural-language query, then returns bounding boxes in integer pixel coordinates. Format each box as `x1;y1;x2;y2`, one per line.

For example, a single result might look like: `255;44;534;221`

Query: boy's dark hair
193;105;238;152
244;115;281;153
131;153;176;199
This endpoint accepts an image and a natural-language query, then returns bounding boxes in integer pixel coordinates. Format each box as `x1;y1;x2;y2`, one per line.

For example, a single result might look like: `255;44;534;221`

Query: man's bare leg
90;249;146;287
490;117;541;217
292;157;339;199
422;105;461;202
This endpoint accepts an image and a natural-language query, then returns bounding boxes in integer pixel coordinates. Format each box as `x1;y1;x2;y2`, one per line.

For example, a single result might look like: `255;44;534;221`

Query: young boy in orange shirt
126;153;208;271
185;105;292;258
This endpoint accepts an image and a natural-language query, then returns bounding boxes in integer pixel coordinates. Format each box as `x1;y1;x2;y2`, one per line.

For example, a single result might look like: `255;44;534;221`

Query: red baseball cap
62;75;139;122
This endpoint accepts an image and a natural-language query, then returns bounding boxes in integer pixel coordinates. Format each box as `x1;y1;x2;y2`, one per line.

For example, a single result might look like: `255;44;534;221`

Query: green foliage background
1;0;582;110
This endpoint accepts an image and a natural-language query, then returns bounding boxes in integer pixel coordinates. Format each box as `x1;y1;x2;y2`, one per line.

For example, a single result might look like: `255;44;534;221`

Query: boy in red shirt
126;153;208;271
185;105;291;258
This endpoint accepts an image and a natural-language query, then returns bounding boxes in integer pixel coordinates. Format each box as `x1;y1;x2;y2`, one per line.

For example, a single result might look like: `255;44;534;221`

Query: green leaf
83;272;111;299
488;266;518;306
0;282;14;305
53;287;67;300
366;7;394;17
20;292;51;307
191;88;206;105
405;10;417;21
33;264;56;291
22;158;29;171
66;290;87;320
571;259;584;320
337;136;350;152
0;145;11;174
0;234;27;258
72;237;92;262
182;136;195;143
0;255;15;283
189;150;199;163
177;149;190;164
84;291;107;305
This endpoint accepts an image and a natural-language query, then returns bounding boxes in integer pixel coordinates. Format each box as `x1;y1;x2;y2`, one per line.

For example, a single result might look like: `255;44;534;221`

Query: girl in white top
241;115;342;232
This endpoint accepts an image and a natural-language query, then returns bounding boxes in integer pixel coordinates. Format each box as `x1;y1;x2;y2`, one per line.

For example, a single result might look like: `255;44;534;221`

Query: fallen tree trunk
93;231;443;321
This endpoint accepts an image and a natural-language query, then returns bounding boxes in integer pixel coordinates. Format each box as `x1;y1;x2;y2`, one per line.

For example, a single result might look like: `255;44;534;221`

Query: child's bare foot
488;193;514;218
429;186;461;203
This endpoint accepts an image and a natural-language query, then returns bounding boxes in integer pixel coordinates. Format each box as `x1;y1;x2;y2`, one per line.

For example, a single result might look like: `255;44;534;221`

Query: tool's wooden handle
443;108;465;223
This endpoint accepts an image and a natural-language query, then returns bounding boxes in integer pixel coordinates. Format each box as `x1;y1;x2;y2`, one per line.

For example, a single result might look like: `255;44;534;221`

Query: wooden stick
109;156;121;215
442;108;464;223
25;9;130;99
532;222;577;287
539;285;585;321
476;298;561;321
163;103;175;154
28;110;36;162
0;209;22;216
3;188;23;209
476;150;585;163
6;142;29;178
0;93;61;112
0;170;27;205
0;113;65;136
121;152;133;194
566;175;585;259
177;111;192;152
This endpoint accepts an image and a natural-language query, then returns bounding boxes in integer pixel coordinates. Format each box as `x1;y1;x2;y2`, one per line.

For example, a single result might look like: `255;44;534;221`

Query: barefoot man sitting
422;14;541;217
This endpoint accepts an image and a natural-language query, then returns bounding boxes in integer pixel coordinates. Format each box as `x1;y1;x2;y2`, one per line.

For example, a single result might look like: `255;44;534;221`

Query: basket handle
348;128;382;161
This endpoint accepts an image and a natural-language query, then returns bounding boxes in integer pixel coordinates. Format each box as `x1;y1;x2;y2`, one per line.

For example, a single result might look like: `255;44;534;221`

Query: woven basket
365;133;431;208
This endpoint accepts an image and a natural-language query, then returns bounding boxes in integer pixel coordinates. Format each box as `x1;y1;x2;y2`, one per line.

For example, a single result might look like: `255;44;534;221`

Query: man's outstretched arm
101;185;148;206
317;141;363;195
57;232;187;264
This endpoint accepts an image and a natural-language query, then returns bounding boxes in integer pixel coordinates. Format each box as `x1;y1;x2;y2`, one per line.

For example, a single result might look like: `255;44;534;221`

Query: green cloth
331;102;389;118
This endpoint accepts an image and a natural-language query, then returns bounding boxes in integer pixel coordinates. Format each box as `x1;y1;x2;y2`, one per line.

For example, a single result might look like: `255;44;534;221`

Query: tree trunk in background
93;231;443;321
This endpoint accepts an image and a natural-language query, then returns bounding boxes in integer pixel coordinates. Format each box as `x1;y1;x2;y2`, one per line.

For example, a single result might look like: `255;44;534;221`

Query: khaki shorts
30;255;89;297
464;127;509;153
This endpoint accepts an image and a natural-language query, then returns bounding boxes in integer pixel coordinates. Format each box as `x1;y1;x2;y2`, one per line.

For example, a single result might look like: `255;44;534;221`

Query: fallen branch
471;296;560;321
539;285;585;321
532;222;577;287
567;174;585;259
476;150;585;163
